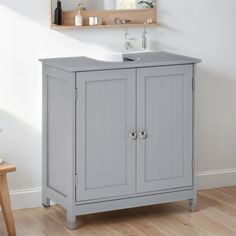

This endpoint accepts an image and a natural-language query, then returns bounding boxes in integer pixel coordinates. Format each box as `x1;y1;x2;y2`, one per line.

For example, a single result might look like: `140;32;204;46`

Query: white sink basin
90;50;154;63
91;53;124;62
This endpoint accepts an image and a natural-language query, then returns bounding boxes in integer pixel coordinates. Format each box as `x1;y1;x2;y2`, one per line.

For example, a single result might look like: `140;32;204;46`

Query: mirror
52;0;156;11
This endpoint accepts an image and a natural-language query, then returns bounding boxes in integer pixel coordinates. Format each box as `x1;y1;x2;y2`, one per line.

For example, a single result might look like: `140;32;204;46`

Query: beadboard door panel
76;69;136;201
137;65;193;193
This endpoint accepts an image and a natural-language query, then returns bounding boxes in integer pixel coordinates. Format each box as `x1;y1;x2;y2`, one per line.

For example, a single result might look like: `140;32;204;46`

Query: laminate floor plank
0;187;235;236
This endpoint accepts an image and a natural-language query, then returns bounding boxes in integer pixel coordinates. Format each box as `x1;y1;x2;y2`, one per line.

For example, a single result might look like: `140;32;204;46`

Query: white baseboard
10;187;42;210
197;168;236;190
7;168;236;210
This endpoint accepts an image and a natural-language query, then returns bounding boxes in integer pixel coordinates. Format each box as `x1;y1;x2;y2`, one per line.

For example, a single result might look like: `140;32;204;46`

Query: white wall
0;0;235;209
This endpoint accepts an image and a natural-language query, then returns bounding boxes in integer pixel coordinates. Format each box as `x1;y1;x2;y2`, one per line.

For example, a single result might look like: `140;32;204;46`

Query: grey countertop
39;51;201;72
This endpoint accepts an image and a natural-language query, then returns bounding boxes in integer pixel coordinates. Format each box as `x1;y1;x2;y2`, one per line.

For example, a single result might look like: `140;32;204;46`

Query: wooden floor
0;187;235;236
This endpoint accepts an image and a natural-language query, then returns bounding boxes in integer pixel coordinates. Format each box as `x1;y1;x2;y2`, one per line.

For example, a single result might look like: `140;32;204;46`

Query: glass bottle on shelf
54;0;62;25
75;4;84;27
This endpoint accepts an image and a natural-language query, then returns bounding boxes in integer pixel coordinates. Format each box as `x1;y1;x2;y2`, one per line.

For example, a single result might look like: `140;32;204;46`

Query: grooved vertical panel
137;65;193;193
76;69;136;201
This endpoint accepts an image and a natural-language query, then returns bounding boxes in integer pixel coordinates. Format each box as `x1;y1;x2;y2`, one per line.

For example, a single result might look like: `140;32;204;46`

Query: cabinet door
137;65;193;193
76;69;136;201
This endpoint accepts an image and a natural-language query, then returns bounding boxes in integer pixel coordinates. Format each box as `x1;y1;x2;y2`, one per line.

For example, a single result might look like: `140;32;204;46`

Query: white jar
89;16;102;26
75;13;82;26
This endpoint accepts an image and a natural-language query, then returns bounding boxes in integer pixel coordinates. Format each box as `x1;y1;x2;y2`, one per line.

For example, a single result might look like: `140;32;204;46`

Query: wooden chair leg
0;174;16;236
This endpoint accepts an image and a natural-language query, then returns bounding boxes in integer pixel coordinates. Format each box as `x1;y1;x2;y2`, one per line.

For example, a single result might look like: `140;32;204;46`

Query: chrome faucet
142;24;148;50
124;29;136;50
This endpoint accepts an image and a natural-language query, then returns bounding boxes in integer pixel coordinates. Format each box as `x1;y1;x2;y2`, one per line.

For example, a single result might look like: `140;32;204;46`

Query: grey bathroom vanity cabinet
40;52;201;229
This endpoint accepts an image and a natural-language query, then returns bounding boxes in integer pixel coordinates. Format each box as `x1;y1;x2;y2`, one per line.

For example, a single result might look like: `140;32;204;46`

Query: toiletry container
75;4;84;26
54;0;62;25
89;16;102;26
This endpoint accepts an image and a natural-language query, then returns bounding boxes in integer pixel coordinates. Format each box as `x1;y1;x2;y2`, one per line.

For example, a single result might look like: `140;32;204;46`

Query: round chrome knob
129;132;137;140
139;132;147;139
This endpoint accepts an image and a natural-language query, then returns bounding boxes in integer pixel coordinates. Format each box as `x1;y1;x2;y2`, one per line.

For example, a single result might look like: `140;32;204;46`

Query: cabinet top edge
39;51;201;73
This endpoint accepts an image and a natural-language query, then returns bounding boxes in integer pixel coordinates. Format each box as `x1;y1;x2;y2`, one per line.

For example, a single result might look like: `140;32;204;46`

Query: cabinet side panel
43;66;75;197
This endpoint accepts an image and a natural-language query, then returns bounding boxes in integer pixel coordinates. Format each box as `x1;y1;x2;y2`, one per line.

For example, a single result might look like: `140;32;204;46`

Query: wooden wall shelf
51;22;160;30
50;1;159;30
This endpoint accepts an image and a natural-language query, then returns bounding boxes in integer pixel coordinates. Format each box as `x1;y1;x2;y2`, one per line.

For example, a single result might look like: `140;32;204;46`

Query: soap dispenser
54;0;62;25
75;4;84;26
